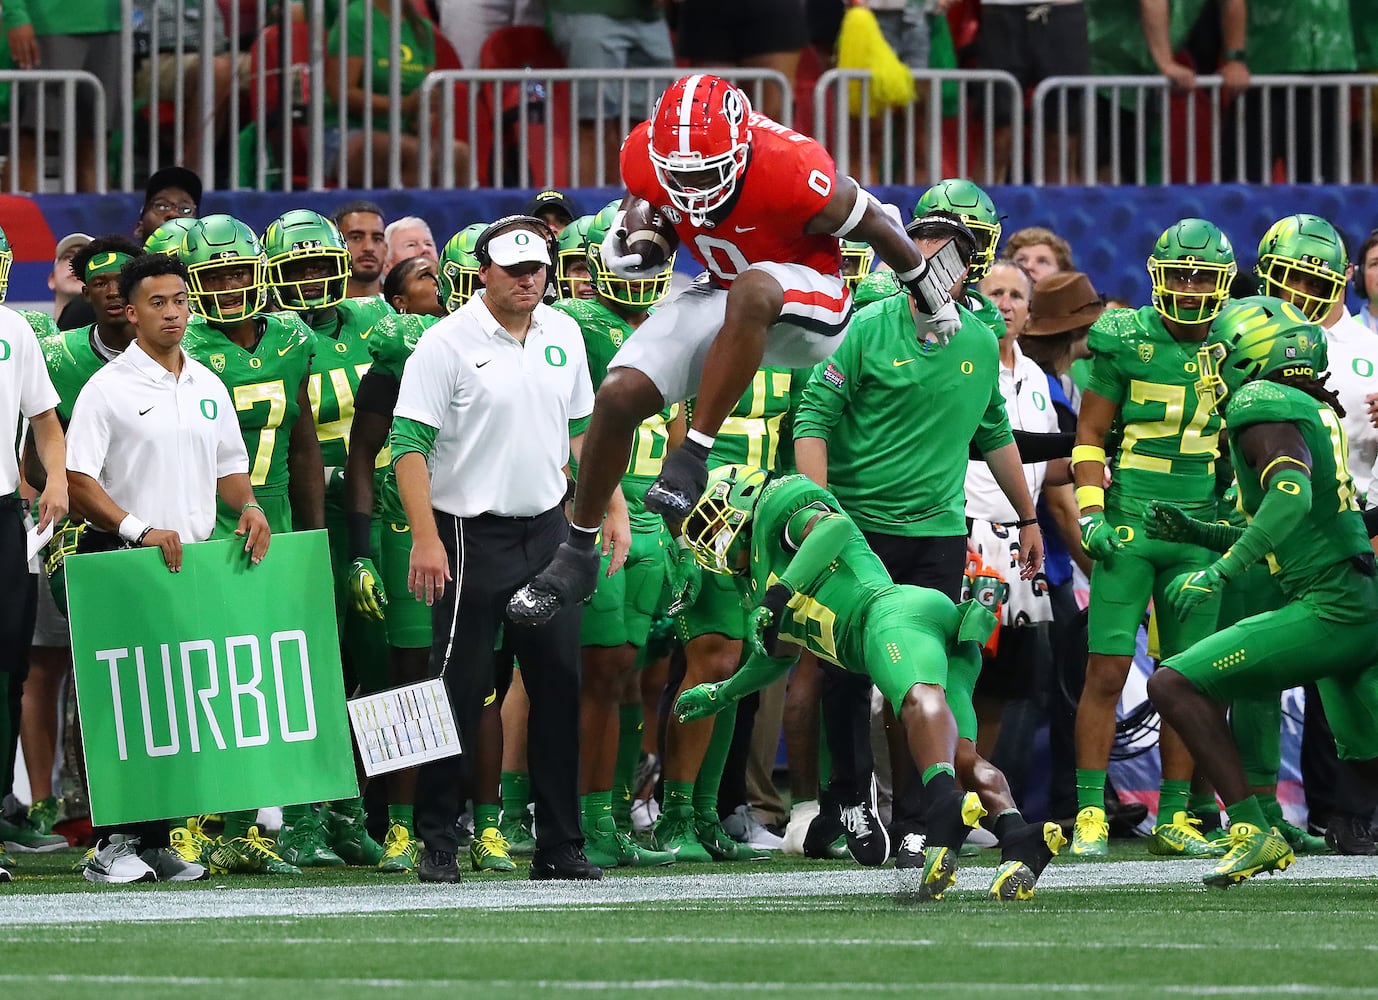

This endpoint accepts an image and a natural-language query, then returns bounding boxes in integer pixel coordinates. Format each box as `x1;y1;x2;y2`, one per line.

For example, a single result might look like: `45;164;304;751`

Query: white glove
901;237;965;346
914;298;962;346
601;219;647;279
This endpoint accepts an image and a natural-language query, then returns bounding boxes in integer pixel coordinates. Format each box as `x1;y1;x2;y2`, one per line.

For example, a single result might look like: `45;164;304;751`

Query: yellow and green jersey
183;314;315;493
40;325;111;424
697;366;801;474
1226;380;1370;617
1086;306;1222;513
366;311;439;523
303;297;394;469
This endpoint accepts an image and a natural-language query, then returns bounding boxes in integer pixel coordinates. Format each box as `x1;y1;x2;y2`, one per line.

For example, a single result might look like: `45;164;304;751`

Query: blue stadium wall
4;184;1377;307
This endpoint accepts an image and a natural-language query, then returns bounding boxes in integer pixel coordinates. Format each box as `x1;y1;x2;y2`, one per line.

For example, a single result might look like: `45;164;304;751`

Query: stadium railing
414;68;794;190
1031;73;1378;186
811;68;1023;188
0;70;108;193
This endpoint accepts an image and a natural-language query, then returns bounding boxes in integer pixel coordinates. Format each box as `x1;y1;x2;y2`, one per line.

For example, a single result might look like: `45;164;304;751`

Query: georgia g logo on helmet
648;75;754;226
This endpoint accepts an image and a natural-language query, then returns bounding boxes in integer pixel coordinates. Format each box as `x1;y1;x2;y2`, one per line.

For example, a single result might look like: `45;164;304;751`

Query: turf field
3;846;1377;999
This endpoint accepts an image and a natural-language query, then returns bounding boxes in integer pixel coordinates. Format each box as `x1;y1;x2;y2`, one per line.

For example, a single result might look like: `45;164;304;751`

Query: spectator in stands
1223;3;1356;183
1002;227;1074;285
3;0;121;192
547;0;674;186
325;0;469;187
132;0;247;179
435;0;545;70
975;0;1091;183
333;199;387;299
670;0;808;123
383;216;438;273
133;165;203;242
50;233;91;331
525;190;581;236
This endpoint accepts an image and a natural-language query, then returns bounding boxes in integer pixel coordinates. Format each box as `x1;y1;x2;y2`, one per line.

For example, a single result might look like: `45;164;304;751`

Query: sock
664;779;695;817
582;790;614;835
1157;779;1191;822
1256;791;1284;825
1076;768;1107;813
568;522;599;551
1244;770;1277;791
991;808;1025;843
331;796;366;819
474;803;500;833
222;809;255;839
921;762;955;785
693;710;736;819
917;766;962;851
388;804;414;836
1225;795;1268;831
1188;790;1219;819
685;429;715;453
281;804;313;828
612;704;644;830
500;770;530;823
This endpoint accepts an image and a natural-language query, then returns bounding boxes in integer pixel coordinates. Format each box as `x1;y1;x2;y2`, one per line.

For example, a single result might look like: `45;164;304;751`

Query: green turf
4;845;1378;1000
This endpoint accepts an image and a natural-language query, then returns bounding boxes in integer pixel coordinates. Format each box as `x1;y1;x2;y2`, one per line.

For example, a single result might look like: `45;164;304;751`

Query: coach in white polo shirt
67;254;270;571
391;215;627;885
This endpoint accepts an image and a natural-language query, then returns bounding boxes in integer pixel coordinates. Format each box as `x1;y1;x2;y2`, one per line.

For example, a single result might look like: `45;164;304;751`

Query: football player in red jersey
510;73;963;623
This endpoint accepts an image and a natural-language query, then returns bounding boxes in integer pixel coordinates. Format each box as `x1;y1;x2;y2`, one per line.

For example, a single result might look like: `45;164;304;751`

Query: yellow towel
835;5;917;117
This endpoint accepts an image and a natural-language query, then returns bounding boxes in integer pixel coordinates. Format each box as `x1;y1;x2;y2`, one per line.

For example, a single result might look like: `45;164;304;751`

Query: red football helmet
647;74;753;225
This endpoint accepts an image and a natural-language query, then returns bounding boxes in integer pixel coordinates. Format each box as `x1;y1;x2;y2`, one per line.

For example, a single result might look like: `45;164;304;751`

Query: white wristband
118;513;150;544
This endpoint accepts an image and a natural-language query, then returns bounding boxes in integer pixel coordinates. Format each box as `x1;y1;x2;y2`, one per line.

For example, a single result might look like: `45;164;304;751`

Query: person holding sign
65;253;273;884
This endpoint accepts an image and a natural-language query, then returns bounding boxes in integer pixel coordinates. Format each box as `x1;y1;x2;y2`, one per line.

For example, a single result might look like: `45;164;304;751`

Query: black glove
645;437;711;519
506;540;600;625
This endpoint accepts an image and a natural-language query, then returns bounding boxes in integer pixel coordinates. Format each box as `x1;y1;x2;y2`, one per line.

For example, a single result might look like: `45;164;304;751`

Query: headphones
473;214;556;267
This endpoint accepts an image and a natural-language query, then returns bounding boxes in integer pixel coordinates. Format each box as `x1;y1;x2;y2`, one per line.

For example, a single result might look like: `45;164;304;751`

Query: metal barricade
416;68;793;190
0;70;107;193
1032;73;1378;186
811;68;1023;188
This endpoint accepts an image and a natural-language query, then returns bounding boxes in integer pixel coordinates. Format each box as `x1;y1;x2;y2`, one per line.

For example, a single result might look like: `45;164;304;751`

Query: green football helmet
437;223;485;313
684;464;771;576
261;209;351;311
144;217;198;258
586;199;674;309
913;179;1001;281
556;214;595;299
1196;295;1323;411
0;225;11;302
1256;213;1348;322
841;240;874;291
1147;218;1237;325
180;214;269;324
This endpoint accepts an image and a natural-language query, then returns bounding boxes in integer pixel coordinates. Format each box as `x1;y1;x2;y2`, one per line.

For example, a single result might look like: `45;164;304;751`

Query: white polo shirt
1321;308;1378;499
394;295;593;518
964;341;1059;522
0;305;60;495
66;342;248;543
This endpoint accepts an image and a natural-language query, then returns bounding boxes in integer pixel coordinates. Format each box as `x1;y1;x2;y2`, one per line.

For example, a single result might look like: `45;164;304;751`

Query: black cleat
1324;813;1377;856
418;848;461;884
530;842;603;881
507;541;600;625
840;777;890;867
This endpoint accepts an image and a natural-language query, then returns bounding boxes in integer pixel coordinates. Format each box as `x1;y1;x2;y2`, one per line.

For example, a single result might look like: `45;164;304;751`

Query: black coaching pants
415;506;583;855
1;499;37;799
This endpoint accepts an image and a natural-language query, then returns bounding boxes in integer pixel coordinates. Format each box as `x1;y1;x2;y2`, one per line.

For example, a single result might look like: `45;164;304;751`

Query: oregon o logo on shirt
544;344;567;367
200;399;218;420
249;357;262;369
1354;357;1375;378
1032;390;1047;410
0;339;9;362
960;360;974;375
335;341;348;354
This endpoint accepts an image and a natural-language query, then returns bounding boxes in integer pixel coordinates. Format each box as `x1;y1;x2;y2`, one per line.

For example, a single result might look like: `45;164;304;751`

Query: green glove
748;584;792;660
1165;564;1224;619
674;681;728;723
665;542;703;616
1143;500;1193;543
1079;511;1124;560
348;557;388;621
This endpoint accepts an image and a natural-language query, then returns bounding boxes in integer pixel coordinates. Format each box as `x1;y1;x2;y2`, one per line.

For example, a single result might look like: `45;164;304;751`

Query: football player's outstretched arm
286;378;325;531
675;649;796;723
1213;421;1314;577
806;176;920;278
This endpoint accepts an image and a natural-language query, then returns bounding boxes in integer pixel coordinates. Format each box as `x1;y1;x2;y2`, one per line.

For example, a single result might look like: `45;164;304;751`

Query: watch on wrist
1223;48;1246;62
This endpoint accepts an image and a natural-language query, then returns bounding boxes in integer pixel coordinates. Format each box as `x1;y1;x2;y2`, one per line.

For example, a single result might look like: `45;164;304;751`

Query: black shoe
507;542;600;625
418;848;461;883
1324;813;1377;856
1105;797;1149;836
530;842;603;881
802;809;847;860
888;816;925;859
840;777;890;867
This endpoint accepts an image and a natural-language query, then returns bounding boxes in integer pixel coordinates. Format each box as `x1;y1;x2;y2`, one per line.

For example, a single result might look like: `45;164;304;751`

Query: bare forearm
396;453;437;545
794;436;828;488
983;442;1037;520
217;473;257;513
67;472;127;532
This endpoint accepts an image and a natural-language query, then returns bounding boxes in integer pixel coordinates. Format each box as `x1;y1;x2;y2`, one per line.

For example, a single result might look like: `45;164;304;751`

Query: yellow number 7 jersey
182;314;315;490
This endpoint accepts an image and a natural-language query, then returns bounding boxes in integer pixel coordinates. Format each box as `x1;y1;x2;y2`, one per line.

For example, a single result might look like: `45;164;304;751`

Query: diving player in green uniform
1145;295;1378;887
674;467;1064;900
1070;218;1236;859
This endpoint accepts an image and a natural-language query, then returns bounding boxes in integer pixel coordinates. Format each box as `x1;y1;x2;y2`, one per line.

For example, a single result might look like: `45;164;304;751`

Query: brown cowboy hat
1023;271;1105;336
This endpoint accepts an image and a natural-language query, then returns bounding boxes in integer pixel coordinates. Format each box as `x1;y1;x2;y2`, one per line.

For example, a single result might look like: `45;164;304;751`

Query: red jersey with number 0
621;114;844;285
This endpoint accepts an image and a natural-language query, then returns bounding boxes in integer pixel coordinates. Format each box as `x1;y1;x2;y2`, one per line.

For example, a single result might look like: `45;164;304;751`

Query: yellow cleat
1149;811;1225;857
1071;806;1109;857
469;826;517;873
1204;823;1294;888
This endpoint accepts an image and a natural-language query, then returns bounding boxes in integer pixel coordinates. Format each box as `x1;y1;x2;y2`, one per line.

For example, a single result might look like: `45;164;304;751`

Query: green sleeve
389;416;438;464
1183;516;1246;553
972;371;1014;453
1084;314;1126;404
777;512;852;594
716;649;797;705
1216;469;1312;578
791;327;862;442
3;0;32;29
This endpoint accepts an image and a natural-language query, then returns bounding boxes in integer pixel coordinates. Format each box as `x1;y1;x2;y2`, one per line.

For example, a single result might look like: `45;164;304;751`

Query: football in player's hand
621;200;676;270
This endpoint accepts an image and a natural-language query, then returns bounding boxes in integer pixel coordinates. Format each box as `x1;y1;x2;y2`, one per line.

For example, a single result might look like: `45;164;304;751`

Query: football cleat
696;812;770;862
584;817;675;868
652;809;714;863
26;796;61;836
0;796;69;853
167;826;210;868
276;812;347;868
1273;817;1328;855
322;803;385;866
469;826;517;873
0;863;10;883
988;861;1036;901
378;823;419;873
184;816;219;864
840;778;891;867
896;834;958;903
1071;806;1110;858
1204;823;1295;888
497;813;536;856
1149;811;1226;857
209;827;302;875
